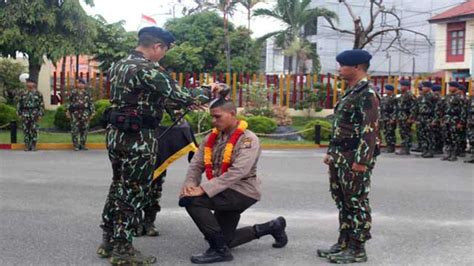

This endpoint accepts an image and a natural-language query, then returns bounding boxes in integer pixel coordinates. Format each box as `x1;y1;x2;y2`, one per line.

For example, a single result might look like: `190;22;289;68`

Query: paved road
0;149;473;265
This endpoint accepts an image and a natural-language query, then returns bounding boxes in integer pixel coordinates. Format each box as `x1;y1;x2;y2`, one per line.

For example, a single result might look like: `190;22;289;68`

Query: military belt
109;111;160;133
329;138;360;152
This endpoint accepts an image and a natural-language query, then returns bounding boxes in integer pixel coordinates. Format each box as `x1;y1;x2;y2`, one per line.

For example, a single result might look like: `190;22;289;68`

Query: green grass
37;110;56;128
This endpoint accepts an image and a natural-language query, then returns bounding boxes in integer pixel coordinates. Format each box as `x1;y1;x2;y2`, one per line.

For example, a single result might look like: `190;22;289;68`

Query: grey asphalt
0;149;473;265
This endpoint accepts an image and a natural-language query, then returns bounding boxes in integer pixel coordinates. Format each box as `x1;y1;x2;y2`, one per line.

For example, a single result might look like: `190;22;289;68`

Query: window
446;22;465;62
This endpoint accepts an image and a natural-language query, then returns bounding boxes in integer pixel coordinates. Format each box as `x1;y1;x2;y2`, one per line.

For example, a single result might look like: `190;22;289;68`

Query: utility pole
412;57;415;77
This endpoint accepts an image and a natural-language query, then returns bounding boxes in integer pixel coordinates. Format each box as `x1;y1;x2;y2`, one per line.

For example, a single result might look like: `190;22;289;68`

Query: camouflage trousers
468;123;474;155
329;162;372;243
100;149;156;243
398;121;412;149
142;172;166;225
70;113;90;148
417;118;434;152
443;122;464;153
382;121;396;147
432;126;444;151
22;117;39;147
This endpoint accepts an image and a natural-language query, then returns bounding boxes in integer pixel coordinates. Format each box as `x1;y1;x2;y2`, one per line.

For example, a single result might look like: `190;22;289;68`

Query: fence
51;71;473;109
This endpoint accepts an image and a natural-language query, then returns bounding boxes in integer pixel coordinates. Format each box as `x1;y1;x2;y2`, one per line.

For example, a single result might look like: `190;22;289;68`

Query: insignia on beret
448;81;460;88
138;26;176;47
384;84;394;91
336;49;372;66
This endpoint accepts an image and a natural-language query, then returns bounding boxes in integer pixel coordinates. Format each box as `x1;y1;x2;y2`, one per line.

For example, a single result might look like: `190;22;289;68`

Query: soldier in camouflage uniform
16;78;45;151
413;81;437;158
318;50;380;264
380;84;397;153
395;80;416;155
456;85;469;157
431;85;445;154
441;81;467;161
96;27;219;265
465;94;474;163
66;78;95;151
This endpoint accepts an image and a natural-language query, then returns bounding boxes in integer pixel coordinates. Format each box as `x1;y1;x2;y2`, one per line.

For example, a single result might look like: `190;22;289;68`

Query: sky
80;0;283;38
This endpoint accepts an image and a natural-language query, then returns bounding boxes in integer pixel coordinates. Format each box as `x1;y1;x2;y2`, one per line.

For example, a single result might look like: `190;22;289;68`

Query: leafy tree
92;16;137;71
0;0;96;82
0;58;26;105
161;42;204;73
164;11;260;73
254;0;337;73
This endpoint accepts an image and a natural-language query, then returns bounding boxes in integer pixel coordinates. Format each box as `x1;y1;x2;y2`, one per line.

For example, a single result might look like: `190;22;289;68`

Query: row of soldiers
16;78;95;151
380;80;473;162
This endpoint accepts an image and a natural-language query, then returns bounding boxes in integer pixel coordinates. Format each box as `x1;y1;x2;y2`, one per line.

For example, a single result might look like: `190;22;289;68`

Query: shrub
90;99;111;128
0;103;18;126
185;111;212;133
53;105;71;131
301;119;332;141
272;106;292;126
246;116;277;134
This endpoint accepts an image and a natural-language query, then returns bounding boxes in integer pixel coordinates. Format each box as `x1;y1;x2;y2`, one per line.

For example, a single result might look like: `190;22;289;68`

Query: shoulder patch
241;137;252;149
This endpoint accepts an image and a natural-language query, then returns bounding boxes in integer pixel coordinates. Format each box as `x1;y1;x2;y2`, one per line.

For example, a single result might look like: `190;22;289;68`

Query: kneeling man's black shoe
190;247;233;264
254;216;288;248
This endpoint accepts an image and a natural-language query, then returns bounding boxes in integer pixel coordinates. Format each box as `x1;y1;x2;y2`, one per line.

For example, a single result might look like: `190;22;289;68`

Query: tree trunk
61;56;66;104
76;54;80;78
28;61;42;84
224;11;231;73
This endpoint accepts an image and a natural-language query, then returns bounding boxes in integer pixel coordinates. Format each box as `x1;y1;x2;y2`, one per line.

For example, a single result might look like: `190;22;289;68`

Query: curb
0;143;329;150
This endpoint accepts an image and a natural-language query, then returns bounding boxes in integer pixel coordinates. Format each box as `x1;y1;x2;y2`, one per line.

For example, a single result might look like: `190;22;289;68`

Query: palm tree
239;0;266;33
253;0;337;73
213;0;240;73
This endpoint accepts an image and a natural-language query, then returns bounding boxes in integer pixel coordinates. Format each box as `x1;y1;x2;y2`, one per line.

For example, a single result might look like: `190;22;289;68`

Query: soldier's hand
352;163;367;173
323;154;333;165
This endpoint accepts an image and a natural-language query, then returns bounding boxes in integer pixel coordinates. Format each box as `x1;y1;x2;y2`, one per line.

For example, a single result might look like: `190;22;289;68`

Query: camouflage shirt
414;92;437;122
106;50;211;153
67;88;95;117
443;93;466;124
328;78;380;167
397;91;416;121
16;89;45;118
380;94;397;122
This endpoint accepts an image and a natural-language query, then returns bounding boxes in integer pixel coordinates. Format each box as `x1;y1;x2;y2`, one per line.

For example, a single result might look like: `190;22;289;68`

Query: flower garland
204;120;248;180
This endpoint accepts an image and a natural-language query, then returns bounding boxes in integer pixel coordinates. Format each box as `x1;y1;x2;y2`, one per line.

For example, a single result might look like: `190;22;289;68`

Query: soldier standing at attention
414;81;437;158
317;49;380;264
16;78;44;151
66;78;95;151
180;96;287;264
96;26;221;265
431;84;445;154
456;84;469;157
396;80;416;155
380;84;397;153
465;94;474;163
441;81;466;161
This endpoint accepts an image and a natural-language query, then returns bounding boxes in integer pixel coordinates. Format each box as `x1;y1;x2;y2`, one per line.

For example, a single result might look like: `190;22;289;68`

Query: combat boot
317;233;348;258
31;142;37;151
96;231;113;258
421;150;433;158
142;208;159;237
385;145;395;153
448;153;458;161
74;146;80;151
411;145;422;152
81;145;88;151
328;239;367;264
254;216;288;248
109;241;157;265
396;147;410;155
24;144;30;151
464;157;474;163
441;151;451;161
190;233;233;264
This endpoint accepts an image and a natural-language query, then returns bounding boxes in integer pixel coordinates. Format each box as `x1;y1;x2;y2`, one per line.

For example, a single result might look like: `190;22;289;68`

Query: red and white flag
141;14;157;25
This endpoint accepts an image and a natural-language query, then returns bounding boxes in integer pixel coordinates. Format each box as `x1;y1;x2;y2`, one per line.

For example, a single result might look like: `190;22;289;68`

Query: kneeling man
180;96;288;264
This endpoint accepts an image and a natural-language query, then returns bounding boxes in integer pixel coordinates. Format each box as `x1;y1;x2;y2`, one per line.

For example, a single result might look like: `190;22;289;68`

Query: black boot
109;241;157;265
411;145;422;152
396;147;410;155
385;145;395;153
143;208;159;236
317;233;348;258
31;142;36;151
441;152;451;161
421;150;434;158
96;231;113;258
254;216;288;248
448;153;458;161
464;156;474;163
328;239;367;264
190;233;233;264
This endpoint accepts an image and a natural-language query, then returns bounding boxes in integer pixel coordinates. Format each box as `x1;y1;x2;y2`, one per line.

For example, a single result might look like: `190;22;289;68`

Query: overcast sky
80;0;283;38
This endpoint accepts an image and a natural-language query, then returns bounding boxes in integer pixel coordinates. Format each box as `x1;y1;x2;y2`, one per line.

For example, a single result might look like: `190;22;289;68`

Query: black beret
138;26;176;47
399;80;410;86
25;78;36;84
336;49;372;66
448;81;460;88
458;84;466;91
421;81;432;88
432;84;441;92
384;84;394;91
77;78;87;84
